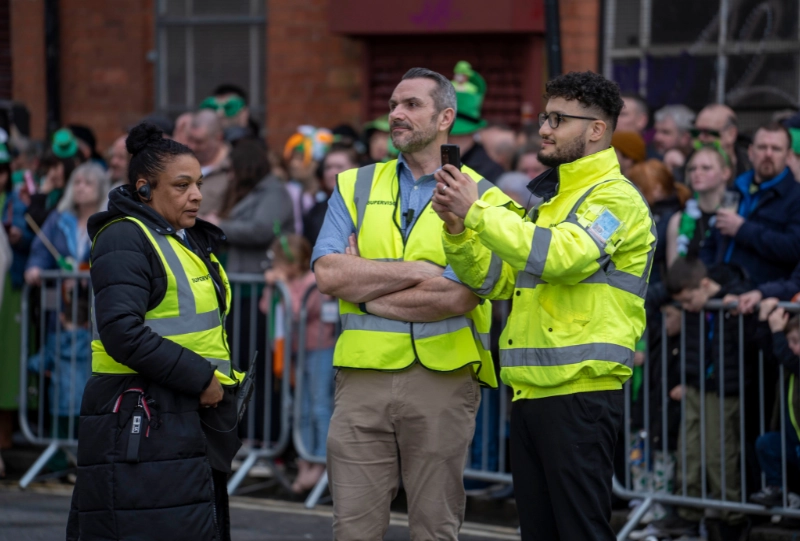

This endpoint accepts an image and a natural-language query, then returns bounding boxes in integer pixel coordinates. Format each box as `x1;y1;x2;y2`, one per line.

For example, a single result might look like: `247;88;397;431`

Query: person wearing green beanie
363;115;391;163
447;61;505;182
27;129;84;226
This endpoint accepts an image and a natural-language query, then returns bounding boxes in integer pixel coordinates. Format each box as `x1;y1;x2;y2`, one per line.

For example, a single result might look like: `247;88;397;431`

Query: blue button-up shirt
311;154;460;283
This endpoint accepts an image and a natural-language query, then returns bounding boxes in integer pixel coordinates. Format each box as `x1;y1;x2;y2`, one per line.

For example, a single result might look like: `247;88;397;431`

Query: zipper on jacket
201;430;222;541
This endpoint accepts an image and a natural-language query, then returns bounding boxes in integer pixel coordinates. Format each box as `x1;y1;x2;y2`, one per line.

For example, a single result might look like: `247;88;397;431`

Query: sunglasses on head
690;127;722;139
199;96;246;118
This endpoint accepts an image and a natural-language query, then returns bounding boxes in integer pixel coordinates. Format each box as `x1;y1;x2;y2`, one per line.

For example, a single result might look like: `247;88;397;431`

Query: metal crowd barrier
17;270;91;487
614;299;800;541
224;273;294;495
19;271;800;534
16;270;515;500
15;271;295;494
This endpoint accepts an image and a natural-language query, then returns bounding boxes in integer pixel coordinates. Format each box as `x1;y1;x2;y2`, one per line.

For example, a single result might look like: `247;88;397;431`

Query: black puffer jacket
67;186;240;541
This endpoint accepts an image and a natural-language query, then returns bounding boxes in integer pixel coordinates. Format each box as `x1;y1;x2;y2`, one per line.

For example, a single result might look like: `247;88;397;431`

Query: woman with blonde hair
24;162;110;284
664;146;732;268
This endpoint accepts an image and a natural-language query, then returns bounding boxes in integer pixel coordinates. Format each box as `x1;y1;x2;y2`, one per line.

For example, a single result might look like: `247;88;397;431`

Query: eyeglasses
690;127;722;139
538;112;598;129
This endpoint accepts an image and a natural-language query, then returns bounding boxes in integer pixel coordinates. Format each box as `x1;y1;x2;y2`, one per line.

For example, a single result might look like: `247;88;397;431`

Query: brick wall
59;0;154;151
11;0;46;140
265;0;363;149
559;0;600;73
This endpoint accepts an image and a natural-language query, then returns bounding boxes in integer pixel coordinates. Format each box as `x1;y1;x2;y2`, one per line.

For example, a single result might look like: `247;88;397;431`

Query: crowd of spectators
4;72;800;534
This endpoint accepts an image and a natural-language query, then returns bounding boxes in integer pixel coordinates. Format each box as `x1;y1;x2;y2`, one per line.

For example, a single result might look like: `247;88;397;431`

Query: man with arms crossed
313;67;510;540
433;71;656;541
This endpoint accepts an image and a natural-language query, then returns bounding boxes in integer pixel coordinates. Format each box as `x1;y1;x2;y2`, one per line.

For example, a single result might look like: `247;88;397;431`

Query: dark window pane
165;27;187;109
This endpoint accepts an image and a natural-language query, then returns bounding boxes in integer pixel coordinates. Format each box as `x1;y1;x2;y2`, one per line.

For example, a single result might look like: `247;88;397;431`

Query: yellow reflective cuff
464;199;490;230
442;224;474;246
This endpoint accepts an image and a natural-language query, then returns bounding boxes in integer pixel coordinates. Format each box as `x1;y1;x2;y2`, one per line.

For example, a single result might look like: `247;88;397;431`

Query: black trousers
511;390;624;541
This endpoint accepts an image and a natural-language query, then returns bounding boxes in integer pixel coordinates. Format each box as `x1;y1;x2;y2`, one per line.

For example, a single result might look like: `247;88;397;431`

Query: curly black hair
544;71;625;131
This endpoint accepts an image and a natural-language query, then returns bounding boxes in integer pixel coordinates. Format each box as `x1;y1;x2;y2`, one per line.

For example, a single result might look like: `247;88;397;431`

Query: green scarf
676;194;715;257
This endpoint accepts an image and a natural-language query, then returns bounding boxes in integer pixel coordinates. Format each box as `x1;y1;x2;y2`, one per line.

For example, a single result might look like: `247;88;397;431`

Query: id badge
321;300;340;324
587;208;622;245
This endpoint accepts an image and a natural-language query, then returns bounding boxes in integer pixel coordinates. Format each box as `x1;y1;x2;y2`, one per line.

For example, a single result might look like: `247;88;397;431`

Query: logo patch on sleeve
588;209;622;245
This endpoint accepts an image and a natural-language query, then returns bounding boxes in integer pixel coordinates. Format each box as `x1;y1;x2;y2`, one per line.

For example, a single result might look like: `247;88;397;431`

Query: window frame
154;0;266;117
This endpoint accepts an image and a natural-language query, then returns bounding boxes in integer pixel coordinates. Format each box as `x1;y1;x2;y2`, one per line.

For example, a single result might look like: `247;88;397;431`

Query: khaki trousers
326;363;481;541
677;387;742;523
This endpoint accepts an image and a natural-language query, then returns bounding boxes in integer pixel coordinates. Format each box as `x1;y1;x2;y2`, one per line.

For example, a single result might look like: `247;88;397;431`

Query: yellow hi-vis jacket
91;217;244;387
442;147;656;400
334;161;513;387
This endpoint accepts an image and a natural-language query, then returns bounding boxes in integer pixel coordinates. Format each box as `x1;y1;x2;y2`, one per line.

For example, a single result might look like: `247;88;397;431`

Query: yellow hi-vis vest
91;217;244;387
442;148;657;399
334;161;512;388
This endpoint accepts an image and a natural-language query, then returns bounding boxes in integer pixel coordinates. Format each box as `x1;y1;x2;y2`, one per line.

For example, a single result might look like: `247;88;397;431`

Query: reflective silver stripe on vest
501;342;635;368
472;252;503;296
206;358;232;375
354;163;376;235
524;228;551;276
472;326;491;350
414;316;471;339
515;272;545;290
580;260;649;299
477;178;493;197
340;312;410;333
144;309;221;336
143;231;223;337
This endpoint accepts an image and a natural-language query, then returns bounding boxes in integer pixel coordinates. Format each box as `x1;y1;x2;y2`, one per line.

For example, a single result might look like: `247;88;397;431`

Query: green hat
790;127;800;155
452;90;489;135
450;62;488;136
454;61;473;77
0;143;10;164
51;128;79;159
364;115;391;133
384;137;399;162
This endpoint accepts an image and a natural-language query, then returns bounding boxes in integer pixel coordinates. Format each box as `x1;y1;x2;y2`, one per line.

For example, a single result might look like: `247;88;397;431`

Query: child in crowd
260;233;336;494
652;257;759;538
750;301;800;507
27;285;91;462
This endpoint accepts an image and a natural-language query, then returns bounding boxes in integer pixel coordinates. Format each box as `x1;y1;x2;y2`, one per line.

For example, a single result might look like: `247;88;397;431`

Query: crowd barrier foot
19;442;60;489
616;496;653;541
227;452;259;495
304;471;328;509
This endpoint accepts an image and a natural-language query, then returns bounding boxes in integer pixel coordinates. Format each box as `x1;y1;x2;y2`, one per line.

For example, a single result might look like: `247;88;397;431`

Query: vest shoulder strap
346;160;398;234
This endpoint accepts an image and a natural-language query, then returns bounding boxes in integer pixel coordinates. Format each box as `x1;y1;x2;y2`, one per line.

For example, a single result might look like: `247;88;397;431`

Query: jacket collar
557;147;622;193
734;166;794;198
527;146;622;202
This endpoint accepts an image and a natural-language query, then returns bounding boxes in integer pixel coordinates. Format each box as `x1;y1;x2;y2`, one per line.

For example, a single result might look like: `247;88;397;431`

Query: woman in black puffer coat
67;124;241;541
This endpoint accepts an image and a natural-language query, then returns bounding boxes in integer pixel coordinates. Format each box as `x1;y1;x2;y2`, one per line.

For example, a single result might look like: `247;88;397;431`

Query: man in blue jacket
715;123;800;287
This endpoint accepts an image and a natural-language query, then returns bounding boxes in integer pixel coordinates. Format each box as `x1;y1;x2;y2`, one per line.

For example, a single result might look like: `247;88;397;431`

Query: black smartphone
441;144;461;170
